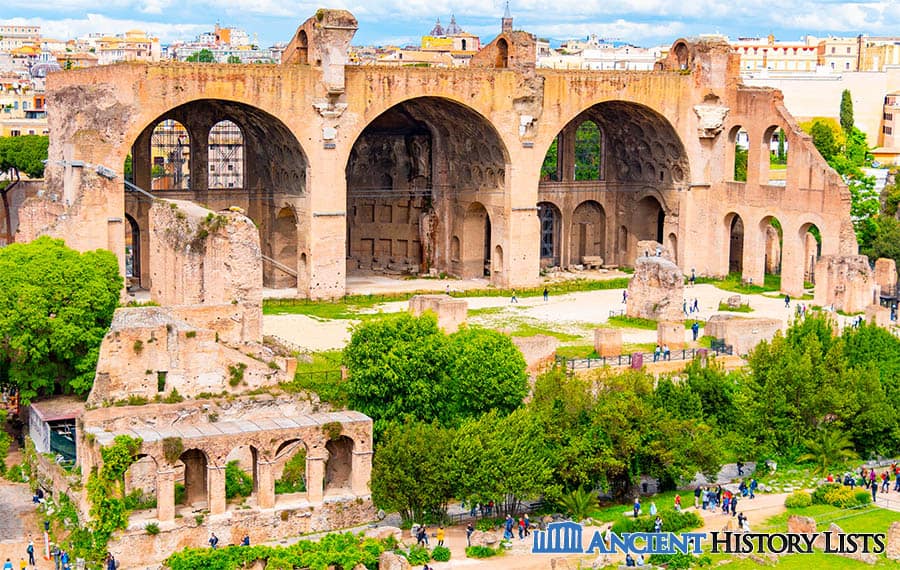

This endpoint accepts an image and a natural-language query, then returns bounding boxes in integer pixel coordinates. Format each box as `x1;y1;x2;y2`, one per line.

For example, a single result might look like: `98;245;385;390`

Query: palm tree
797;429;859;475
559;487;598;522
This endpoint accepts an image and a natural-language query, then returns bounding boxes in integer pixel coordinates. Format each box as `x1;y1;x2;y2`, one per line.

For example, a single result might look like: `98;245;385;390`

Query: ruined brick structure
15;10;855;300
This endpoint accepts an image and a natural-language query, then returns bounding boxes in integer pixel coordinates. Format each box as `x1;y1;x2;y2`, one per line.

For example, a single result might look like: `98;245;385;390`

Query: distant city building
0;25;40;51
538;34;662;70
166;24;278;63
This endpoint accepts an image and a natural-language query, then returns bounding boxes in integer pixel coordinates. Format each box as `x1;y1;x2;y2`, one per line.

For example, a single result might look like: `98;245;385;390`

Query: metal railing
562;344;733;371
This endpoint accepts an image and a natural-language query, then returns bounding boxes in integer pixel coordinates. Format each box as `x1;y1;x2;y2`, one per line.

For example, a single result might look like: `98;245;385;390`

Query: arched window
495;39;509;68
208;120;244;189
574;121;602;180
150;119;190;191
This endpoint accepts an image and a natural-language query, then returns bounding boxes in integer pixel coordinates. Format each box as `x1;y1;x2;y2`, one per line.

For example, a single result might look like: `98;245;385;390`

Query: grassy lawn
281;350;347;406
467;306;506;317
556;344;597;359
761;502;900;534
606;315;658;330
588;490;685;522
695;272;781;295
710;551;898;569
264;277;632;320
504;321;582;341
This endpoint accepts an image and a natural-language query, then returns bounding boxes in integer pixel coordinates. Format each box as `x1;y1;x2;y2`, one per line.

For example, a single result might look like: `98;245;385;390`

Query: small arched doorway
537;202;561;268
726;213;745;274
495;39;509;68
570;200;606;267
178;449;208;507
325;436;354;494
463;202;491;278
124;214;141;288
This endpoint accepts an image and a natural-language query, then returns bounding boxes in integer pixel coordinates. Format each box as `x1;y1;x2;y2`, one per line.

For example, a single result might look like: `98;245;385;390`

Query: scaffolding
209;120;244;189
150;120;190;190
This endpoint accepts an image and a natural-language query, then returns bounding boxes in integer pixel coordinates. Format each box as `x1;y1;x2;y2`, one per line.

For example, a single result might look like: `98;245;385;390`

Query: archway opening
667;232;678;264
764;126;788;186
269;207;299;289
463;202;492;277
150;120;190;191
273;439;308;498
800;223;822;285
123;454;157;512
345;97;508;281
177;448;208;508
128;99;309;292
224;445;258;507
726;213;745;274
539;101;688;267
208;120;244;189
730;126;749;182
297;31;309;65
124;213;141;289
496;38;509;68
570;200;606;266
325;436;354;494
760;216;784;281
537;202;561;268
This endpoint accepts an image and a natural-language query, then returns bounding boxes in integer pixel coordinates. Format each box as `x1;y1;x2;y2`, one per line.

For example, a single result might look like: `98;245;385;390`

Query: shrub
648;552;712;569
399;545;431;565
466;545;500;558
225;460;253;499
611;509;703;534
163;388;184;403
854;490;873;506
174;483;186;505
145;522;160;535
274;448;306;494
322;421;343;441
475;517;504;531
162;437;184;464
5;463;24;482
813;483;861;508
431;545;451;562
784;490;812;508
228;363;247;387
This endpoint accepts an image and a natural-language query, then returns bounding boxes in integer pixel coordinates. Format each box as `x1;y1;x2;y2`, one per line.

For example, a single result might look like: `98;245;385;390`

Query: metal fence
561;344;733;371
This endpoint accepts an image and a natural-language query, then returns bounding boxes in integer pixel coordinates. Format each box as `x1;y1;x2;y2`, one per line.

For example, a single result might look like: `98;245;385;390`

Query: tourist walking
437;526;445;547
623;290;628;304
543;287;549;302
784;294;790;308
691;321;700;341
510;290;518;304
692;298;699;312
209;533;219;549
3;559;12;570
694;486;702;509
654;516;663;533
26;541;34;567
872;480;879;503
466;523;474;546
663;344;671;360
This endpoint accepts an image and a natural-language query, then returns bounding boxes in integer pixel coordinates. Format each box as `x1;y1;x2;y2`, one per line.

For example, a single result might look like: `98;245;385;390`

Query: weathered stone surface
626;257;684;322
594;328;622;357
408;295;468;333
815;522;878;564
364;526;403;543
814;255;878;314
378;551;411;570
704;315;781;356
550;558;573;570
886;521;900;560
866;304;892;328
469;530;501;548
657;321;685;350
786;515;816;534
512;335;559;372
636;240;674;262
875;258;898;297
726;295;742;309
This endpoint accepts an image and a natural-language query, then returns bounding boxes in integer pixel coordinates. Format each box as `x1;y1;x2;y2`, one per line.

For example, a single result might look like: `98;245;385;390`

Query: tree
797;429;858;474
451;409;555;516
809;120;839;161
840;89;854;133
0;135;49;243
226;55;241;64
860;216;900;278
370;421;454;523
343;313;449;437
776;129;786;164
444;327;527;424
186;49;215;63
0;237;122;403
733;146;748;182
558;487;597;522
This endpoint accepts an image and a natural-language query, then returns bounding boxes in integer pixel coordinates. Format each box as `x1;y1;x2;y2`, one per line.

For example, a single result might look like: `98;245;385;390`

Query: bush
811;483;871;508
466;545;500;558
225;460;253;499
274;448;306;494
610;509;703;534
784;491;813;508
431;545;451;562
648;552;712;569
145;522;160;535
399;545;431;565
5;463;24;482
174;483;186;505
475;517;504;531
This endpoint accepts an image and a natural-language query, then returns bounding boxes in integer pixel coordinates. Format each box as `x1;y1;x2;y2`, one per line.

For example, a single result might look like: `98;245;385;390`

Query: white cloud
1;14;206;43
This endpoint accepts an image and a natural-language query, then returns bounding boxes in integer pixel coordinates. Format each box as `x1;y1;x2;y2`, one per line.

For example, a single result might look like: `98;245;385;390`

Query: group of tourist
652;345;672;362
682;298;701;315
834;463;900;502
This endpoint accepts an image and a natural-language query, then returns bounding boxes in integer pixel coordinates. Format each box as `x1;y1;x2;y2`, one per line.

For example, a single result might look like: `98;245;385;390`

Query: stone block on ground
726;295;742;309
875;258;897;297
378;551;411;570
512;335;559;372
469;530;500;548
866;304;891;328
703;315;781;356
626;256;684;322
408;294;468;333
657;321;685;350
364;526;403;543
886;521;900;560
594;328;622;357
814;255;878;314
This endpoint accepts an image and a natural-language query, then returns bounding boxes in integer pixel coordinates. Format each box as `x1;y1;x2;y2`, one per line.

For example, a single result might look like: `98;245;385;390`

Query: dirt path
0;480;44;568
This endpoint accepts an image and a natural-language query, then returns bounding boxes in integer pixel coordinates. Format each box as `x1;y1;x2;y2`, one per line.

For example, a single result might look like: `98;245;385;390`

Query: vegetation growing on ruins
0;237;123;403
166;532;398;570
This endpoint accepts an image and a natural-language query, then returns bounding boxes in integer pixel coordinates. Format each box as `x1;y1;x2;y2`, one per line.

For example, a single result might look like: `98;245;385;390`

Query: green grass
282;350;347;406
623;342;656;353
467;306;506;317
762;504;900;534
588;490;684;522
718;301;753;313
263;278;632;320
294;350;343;373
695;272;781;294
555;344;598;359
606;315;658;330
505;322;581;341
711;552;897;569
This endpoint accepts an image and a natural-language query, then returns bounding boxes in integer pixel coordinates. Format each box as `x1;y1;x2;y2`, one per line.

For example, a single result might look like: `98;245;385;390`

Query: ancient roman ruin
14;10;858;302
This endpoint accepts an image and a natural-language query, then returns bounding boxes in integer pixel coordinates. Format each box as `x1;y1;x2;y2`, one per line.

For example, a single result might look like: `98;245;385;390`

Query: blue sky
2;0;899;48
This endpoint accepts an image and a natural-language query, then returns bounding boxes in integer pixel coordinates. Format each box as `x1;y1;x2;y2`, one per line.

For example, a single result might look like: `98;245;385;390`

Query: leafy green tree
186;49;215;63
797;429;858;474
541;137;558;180
225;460;253;499
226;55;241;64
275;448;306;494
840;89;854;133
344;313;449;436
0;237;122;402
860;216;900;267
733;146;748;181
444;327;527;424
451;409;555;516
810;120;839;161
776;129;786;164
370;421;454;523
0;135;49;243
574;121;601;180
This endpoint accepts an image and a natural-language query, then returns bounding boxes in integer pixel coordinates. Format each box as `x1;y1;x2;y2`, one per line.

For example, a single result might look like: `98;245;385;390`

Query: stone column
132;128;153;193
306;153;346;299
256;460;275;509
156;469;175;523
207;464;227;515
306;455;326;504
781;233;805;298
351;450;373;496
741;223;765;288
187;122;211;202
558;127;577;182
